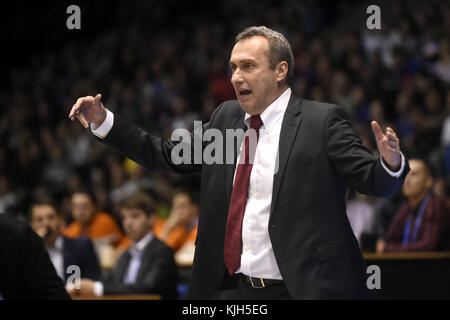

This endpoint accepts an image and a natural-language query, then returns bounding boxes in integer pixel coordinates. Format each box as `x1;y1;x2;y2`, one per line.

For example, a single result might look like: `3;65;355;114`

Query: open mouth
239;89;252;97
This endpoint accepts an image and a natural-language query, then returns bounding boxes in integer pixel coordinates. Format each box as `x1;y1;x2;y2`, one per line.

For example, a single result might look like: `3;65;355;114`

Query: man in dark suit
69;26;408;299
29;199;102;282
0;214;70;299
67;192;178;299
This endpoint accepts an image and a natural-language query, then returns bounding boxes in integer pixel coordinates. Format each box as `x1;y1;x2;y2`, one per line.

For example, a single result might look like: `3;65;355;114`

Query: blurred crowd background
1;0;450;298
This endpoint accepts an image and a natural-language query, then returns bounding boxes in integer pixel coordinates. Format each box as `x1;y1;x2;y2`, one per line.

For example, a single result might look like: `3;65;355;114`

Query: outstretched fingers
94;93;102;106
69;98;82;120
371;121;384;142
69;96;94;124
77;112;89;128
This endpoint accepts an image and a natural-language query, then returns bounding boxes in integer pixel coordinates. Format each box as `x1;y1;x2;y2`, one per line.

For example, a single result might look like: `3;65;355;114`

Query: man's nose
231;69;243;86
123;219;131;229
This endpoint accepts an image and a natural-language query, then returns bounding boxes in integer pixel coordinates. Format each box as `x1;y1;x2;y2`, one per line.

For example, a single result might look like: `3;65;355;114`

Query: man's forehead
230;36;269;62
409;159;428;174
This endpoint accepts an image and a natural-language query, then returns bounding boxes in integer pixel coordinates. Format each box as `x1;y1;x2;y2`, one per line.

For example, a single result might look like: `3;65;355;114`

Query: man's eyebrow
229;58;257;66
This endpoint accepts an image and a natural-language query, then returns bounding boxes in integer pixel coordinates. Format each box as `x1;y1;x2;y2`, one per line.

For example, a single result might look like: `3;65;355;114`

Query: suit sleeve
20;226;71;300
102;245;178;297
101;103;224;174
324;105;409;197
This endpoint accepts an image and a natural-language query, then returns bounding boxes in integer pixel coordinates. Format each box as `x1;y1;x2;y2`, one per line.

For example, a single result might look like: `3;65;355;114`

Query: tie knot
250;115;263;131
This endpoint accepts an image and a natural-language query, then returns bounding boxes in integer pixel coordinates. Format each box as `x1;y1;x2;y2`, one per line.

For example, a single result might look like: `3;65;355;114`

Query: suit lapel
135;238;157;281
224;112;246;206
116;251;131;282
270;95;303;219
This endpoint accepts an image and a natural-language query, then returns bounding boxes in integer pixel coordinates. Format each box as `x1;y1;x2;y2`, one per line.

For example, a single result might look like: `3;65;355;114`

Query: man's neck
408;191;429;210
131;231;152;247
45;234;60;249
252;85;290;115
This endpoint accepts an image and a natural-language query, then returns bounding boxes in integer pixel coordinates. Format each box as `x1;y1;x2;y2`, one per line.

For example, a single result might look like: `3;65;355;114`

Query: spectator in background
377;158;450;252
28;198;102;283
154;189;199;253
68;192;178;299
62;191;124;270
62;191;124;248
0;214;70;300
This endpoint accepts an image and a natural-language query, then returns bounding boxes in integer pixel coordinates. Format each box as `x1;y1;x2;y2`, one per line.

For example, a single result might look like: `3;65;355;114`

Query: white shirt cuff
380;152;405;178
91;109;114;139
93;281;104;296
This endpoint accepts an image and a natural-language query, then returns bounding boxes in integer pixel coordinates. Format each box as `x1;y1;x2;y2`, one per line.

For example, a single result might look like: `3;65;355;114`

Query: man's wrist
95;109;107;127
380;152;405;178
383;158;400;172
91;109;114;139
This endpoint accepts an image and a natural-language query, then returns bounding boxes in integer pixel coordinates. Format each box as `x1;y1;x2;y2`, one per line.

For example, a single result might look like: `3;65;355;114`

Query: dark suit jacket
102;236;178;299
62;236;101;281
102;94;409;299
0;215;70;300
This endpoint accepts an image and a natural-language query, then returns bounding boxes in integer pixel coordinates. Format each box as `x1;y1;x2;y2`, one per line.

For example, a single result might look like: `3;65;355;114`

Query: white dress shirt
93;232;153;296
46;235;65;280
92;89;405;280
234;88;292;279
123;232;153;284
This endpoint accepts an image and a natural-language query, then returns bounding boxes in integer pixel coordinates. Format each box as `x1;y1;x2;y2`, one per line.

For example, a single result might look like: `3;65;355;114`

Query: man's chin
237;101;257;115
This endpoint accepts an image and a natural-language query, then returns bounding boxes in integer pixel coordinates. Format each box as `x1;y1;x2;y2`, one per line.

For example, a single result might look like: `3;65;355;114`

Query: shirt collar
48;235;64;251
244;87;291;129
130;232;154;254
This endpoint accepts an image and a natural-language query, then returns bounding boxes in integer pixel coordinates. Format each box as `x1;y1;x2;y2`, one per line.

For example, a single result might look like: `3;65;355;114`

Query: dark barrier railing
363;252;450;299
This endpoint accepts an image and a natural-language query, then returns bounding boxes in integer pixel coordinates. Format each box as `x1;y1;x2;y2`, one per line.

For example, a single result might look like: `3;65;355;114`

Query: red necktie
224;115;263;275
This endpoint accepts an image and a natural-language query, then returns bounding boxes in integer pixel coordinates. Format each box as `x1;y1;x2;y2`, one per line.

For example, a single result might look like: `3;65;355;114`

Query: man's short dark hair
27;196;60;222
235;26;294;87
173;188;200;206
410;157;435;179
119;191;155;216
70;189;97;204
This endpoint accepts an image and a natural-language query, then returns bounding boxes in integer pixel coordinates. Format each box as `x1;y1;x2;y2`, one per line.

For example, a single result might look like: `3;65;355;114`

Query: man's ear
276;61;288;84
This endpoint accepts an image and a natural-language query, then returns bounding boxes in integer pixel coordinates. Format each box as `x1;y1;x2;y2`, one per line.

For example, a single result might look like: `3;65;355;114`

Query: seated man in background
0;214;70;300
377;158;450;252
62;190;124;268
68;191;178;299
29;198;102;283
154;188;199;254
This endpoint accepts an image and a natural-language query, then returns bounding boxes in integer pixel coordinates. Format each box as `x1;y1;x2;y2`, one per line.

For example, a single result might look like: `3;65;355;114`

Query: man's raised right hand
68;94;107;128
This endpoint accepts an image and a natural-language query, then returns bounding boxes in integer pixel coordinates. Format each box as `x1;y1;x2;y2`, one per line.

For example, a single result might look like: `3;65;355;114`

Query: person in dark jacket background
29;199;102;282
0;214;70;300
67;191;178;299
